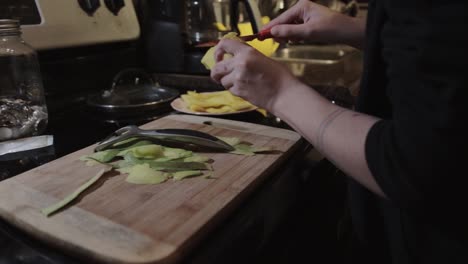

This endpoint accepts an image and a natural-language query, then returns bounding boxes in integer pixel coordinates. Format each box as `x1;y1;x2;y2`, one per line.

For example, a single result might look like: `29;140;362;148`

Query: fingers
211;58;233;84
262;1;302;30
271;23;310;40
214;39;248;62
219;73;234;90
212;39;253;84
212;61;240;92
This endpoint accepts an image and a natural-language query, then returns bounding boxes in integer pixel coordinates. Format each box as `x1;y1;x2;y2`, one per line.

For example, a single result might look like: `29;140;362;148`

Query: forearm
333;16;366;49
272;82;385;197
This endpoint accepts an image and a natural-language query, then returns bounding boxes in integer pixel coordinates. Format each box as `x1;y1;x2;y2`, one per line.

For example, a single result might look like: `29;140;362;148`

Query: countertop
0;102;348;263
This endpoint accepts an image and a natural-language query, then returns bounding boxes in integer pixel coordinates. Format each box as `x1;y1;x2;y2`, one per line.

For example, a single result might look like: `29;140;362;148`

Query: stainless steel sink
274;45;350;63
272;44;363;107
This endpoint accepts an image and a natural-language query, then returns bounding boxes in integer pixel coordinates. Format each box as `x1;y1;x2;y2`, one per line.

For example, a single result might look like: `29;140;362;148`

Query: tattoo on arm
316;108;347;151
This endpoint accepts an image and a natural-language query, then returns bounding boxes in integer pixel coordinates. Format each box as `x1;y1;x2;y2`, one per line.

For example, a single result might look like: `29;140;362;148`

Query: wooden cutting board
0;114;302;264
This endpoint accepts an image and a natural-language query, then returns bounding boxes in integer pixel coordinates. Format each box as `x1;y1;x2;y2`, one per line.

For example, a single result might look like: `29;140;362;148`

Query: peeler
95;125;234;152
195;29;273;48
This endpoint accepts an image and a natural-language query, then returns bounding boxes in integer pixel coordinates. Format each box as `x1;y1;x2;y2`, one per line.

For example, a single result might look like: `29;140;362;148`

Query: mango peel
42;136;278;217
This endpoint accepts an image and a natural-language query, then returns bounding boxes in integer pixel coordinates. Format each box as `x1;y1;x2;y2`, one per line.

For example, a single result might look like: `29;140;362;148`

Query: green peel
46;136;277;217
80;149;120;163
217;136;241;147
41;166;112;217
230;144;275;156
172;170;204;181
125;164;170;185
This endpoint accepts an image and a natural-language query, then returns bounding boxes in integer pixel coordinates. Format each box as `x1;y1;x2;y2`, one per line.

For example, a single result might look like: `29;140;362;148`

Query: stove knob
78;0;101;15
105;0;125;15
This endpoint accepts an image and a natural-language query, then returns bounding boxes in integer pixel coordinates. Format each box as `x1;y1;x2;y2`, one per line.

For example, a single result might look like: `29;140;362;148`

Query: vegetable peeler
95;125;234;152
195;29;273;48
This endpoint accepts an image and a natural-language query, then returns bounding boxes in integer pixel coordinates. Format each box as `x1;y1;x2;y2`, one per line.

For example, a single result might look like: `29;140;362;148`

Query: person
210;0;468;263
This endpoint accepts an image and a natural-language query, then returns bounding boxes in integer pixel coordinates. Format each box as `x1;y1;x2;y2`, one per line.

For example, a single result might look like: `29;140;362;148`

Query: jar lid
0;19;21;34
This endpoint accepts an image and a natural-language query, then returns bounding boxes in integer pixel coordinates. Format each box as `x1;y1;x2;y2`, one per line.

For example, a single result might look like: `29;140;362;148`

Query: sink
272;44;363;107
274;45;352;63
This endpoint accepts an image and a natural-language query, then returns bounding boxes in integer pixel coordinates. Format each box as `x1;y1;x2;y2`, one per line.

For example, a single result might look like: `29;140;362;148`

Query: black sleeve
365;1;468;211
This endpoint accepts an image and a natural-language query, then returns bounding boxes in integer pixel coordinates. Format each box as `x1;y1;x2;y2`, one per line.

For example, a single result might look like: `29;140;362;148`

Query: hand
264;0;363;46
210;39;300;111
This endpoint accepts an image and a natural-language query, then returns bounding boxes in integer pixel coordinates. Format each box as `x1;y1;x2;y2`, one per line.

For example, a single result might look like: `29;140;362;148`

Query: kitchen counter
0;150;351;264
0;147;349;264
0;144;318;264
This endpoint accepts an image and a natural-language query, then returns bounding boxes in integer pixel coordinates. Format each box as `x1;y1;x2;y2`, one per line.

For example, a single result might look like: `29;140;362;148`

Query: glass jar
0;19;48;141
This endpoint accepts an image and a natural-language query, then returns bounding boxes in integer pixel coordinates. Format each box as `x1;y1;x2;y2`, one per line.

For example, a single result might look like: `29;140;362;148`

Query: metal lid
0;19;21;34
86;68;179;114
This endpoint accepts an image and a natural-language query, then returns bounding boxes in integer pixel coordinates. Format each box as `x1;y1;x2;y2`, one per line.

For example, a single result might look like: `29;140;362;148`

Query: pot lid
87;68;179;113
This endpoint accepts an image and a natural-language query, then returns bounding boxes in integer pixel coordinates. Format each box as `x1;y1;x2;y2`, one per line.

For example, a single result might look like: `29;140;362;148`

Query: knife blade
195;29;273;48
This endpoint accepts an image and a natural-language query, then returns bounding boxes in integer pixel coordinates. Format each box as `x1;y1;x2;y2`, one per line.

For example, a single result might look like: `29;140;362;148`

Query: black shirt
352;0;468;263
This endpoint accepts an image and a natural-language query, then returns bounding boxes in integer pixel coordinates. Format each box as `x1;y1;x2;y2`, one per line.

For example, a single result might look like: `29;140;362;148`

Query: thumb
271;24;310;40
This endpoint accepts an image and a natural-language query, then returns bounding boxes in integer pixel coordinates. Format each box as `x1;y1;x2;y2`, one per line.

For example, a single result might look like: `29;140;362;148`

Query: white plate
170;97;257;116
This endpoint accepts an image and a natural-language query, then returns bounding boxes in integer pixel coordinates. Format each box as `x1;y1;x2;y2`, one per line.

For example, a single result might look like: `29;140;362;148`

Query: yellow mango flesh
201;32;240;70
238;16;279;57
201;17;279;70
181;90;256;113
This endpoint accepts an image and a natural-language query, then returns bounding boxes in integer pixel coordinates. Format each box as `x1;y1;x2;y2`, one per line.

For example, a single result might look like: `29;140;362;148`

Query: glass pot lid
87;68;179;113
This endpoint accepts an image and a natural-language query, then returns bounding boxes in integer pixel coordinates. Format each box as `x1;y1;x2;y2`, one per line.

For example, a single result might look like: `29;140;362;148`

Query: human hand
210;39;300;111
264;0;359;45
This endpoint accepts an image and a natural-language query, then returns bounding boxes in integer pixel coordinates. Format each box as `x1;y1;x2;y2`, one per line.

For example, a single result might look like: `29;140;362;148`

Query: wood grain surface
0;114;302;263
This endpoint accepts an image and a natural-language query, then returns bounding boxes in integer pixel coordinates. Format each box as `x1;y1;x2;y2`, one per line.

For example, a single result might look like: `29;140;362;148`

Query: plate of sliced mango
171;90;258;116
